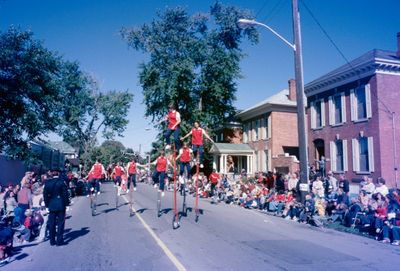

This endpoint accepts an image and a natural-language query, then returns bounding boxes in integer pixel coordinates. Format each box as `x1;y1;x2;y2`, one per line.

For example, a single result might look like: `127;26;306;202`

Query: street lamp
238;0;309;200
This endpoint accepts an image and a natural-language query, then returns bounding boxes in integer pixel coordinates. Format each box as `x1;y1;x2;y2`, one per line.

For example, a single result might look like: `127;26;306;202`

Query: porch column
219;155;224;173
213;155;217;170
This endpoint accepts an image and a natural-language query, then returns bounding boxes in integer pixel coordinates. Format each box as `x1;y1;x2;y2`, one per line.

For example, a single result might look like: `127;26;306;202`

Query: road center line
121;195;187;271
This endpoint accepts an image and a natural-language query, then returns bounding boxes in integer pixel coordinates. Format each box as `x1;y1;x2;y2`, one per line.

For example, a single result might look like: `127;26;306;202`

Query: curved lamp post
238;0;309;200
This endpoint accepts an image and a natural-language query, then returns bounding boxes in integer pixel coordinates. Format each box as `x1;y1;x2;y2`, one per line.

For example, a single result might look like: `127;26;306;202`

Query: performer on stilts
149;151;170;197
160;103;181;152
126;158;145;192
176;142;193;195
181;121;214;168
113;162;125;196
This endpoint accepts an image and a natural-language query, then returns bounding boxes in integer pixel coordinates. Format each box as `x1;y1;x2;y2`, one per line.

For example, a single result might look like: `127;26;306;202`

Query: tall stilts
172;143;180;229
195;151;200;223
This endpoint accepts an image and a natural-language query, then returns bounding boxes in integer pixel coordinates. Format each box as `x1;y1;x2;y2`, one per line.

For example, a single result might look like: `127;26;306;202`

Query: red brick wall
307;74;400;187
271;111;298;156
376;73;400;187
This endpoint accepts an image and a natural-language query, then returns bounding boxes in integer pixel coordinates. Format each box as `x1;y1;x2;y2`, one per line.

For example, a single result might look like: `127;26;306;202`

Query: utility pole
292;0;309;202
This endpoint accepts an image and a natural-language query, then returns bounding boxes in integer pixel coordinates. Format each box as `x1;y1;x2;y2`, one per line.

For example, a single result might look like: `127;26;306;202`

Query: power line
300;0;394;115
255;0;270;18
260;0;285;24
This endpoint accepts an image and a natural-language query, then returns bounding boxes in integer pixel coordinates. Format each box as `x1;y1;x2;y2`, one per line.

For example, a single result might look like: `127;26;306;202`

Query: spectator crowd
176;167;400;246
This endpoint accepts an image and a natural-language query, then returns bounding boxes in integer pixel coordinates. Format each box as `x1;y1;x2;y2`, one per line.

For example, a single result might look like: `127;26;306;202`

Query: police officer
44;169;69;246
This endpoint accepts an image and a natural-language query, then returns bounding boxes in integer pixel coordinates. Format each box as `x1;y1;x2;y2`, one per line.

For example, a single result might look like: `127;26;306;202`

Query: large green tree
58;74;133;168
121;2;258;136
0;27;134;164
0;27;65;158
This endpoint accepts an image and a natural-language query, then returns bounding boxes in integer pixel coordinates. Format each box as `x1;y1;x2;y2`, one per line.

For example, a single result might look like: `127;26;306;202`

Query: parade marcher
150;151;171;197
88;159;106;195
176;142;193;180
126;158;144;192
113;162;125;187
180;121;214;168
43;169;69;246
208;169;221;198
160;104;181;151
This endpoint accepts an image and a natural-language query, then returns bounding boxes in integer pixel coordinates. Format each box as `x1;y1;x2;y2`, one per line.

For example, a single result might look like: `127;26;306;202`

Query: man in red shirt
209;169;221;198
181;121;214;168
150;151;170;197
126;158;144;192
88;159;106;195
176;142;193;180
161;104;181;151
113;162;125;187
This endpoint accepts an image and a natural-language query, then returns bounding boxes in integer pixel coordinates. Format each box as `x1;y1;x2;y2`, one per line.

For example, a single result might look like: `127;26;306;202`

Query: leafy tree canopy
121;2;258;137
0;27;65;158
0;27;134;163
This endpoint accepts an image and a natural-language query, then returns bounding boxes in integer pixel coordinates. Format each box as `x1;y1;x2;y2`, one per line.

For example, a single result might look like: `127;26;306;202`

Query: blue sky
1;0;399;153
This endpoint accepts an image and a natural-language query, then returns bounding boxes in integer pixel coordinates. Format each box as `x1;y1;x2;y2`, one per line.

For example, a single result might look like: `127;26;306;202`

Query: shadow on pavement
135;208;147;214
160;208;172;215
63;227;90;244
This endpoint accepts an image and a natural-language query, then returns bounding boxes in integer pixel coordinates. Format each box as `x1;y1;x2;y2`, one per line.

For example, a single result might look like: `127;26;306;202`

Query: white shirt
374;185;389;196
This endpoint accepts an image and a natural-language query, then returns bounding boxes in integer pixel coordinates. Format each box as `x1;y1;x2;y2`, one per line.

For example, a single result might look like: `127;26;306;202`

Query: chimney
288;79;296;101
397;32;400;58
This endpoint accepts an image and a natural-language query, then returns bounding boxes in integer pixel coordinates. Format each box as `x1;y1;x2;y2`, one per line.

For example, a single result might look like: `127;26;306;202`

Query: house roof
235;88;297;120
47;141;76;154
305;49;400;96
209;143;254;155
66;158;80;167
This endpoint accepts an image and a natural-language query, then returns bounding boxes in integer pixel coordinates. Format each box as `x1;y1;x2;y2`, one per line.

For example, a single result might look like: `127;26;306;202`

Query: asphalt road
2;182;400;271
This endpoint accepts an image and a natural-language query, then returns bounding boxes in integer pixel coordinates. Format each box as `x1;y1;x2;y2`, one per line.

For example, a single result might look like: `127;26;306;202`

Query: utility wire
260;0;284;24
255;0;270;18
300;0;394;115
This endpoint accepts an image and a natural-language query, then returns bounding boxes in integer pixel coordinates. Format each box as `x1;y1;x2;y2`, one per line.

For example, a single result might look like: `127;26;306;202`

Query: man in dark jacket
44;169;69;246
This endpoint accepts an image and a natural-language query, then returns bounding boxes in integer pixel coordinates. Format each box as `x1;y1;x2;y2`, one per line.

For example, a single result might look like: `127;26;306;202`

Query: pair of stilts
156;144;201;229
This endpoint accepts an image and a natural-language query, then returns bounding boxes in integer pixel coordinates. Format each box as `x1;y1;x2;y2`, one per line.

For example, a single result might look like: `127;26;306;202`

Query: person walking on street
44;169;69;246
209;169;221;198
181;121;214;168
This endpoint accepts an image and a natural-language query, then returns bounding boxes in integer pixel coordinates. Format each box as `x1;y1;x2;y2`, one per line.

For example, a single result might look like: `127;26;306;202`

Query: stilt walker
194;152;200;223
149;151;169;217
176;142;193;217
172;143;180;229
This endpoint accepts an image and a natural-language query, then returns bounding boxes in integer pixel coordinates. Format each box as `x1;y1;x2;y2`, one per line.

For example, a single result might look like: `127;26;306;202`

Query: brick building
305;33;400;188
235;79;300;174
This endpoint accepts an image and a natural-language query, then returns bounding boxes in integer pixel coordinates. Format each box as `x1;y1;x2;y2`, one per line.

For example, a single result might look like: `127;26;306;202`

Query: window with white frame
350;84;371;121
329;93;346;125
243;123;248;143
264;150;269;172
330;139;348;172
261;116;268;140
352;136;374;173
310;99;325;129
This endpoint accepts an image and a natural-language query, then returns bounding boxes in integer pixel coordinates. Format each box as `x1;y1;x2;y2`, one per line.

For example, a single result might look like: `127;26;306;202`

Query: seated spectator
359;191;370;210
362;177;375;197
299;194;315;223
344;198;363;227
381;214;400;245
315;198;326;217
312;176;324;199
4;191;17;217
374;177;389;196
